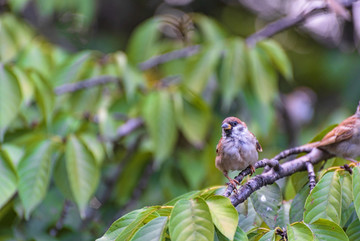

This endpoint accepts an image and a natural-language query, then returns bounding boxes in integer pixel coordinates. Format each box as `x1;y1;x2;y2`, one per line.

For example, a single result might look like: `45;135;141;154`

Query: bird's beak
221;123;231;130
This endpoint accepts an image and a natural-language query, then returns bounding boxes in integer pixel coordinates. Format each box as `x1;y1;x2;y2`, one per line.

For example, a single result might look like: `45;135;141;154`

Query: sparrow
215;117;262;187
308;101;360;162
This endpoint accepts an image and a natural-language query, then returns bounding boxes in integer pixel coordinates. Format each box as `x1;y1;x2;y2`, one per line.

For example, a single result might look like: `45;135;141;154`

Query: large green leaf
0;151;17;209
142;91;177;163
247;47;277;104
258;230;275;241
289;184;309;223
0;64;22;137
238;197;261;232
346;218;360;241
275;201;290;229
306;219;349;241
340;172;353;227
115;207;160;241
234;227;248;241
304;171;341;224
193;14;227;43
127;18;161;64
174;90;211;146
183;42;222;94
130;216;168;241
219;38;246;109
78;133;105;166
250;183;282;229
169;197;214;241
17;140;53;219
258;40;293;80
352;166;360;220
206;195;238;240
287;222;314;241
65;134;100;218
97;209;144;241
30;71;55;125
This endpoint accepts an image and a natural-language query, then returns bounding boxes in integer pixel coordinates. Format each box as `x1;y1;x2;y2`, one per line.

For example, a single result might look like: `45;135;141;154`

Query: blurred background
0;0;359;240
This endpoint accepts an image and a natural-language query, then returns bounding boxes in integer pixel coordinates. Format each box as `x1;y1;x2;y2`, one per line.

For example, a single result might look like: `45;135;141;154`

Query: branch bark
229;148;332;207
54;76;119;95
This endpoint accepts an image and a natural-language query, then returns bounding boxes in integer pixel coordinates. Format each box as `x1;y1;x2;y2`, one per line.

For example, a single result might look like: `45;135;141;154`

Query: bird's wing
317;117;356;147
249;131;263;152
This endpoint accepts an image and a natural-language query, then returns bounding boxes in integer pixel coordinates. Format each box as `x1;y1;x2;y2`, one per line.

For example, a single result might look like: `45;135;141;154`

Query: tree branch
138;0;358;70
305;161;316;191
54;76;119;95
229;148;332;207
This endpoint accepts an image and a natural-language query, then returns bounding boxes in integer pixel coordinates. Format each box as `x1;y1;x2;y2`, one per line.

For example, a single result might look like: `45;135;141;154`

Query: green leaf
306;218;349;241
78;133;105;166
238;197;261;232
346;218;360;241
289;185;309;223
183;42;222;94
219;38;246;109
352;166;360;220
206;195;238;240
247;47;277;104
250;183;282;229
275;201;290;229
193;14;227;43
340;172;353;227
258;40;293;80
174;90;211;146
304;171;341;224
258;230;275;241
0;64;22;136
234;227;248;241
164;190;201;206
130;216;168;241
169;197;214;241
142;91;177;163
30;71;55;125
65;134;100;218
287;222;314;241
116;207;160;241
97;209;144;241
17;140;53;219
127;18;161;64
0;151;17;209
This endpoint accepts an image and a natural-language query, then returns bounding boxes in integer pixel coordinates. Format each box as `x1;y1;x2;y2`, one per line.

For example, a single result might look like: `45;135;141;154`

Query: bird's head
221;117;247;138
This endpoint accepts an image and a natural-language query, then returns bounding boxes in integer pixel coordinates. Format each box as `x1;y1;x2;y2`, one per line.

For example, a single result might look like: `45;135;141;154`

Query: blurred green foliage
0;0;360;240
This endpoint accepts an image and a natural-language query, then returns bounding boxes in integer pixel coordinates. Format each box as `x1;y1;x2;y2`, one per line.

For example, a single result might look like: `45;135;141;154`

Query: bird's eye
231;121;237;126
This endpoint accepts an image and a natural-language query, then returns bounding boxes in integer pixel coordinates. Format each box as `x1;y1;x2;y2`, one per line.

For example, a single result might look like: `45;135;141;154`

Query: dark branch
305;161;316;191
114;118;144;140
54;76;119;95
229;148;332;207
50;200;72;236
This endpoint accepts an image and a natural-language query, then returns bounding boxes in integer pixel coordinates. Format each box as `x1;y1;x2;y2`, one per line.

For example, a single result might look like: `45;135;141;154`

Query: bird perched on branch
216;117;262;187
308;101;360;162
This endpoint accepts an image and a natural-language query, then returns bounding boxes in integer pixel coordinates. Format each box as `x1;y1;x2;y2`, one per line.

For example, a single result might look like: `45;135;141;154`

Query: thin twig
50;200;72;237
114;118;144;140
54;76;119;95
305;161;316;191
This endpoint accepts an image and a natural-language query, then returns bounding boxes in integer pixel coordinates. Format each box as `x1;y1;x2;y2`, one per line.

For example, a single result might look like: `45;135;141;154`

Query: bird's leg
224;171;240;192
249;165;256;175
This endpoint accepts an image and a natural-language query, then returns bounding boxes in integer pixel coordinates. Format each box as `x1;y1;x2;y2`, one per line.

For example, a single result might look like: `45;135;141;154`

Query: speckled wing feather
249;131;262;152
317;117;356;147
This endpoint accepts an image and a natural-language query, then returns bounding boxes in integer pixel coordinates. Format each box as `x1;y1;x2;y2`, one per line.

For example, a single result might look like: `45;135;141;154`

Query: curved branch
229;148;332;207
